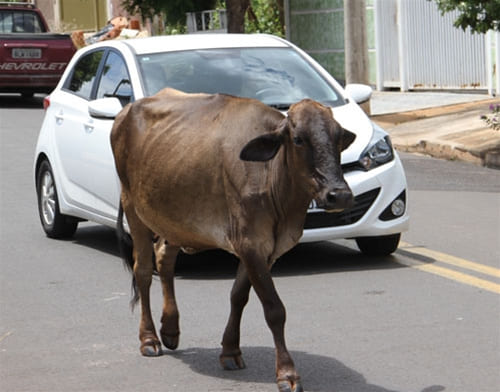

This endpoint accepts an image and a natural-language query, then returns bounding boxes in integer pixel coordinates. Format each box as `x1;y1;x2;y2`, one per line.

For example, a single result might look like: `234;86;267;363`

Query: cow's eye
293;136;304;146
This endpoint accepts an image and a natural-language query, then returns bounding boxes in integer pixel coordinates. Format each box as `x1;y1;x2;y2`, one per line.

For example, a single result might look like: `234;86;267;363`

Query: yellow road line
412;263;500;294
0;330;13;343
397;242;500;295
399;241;500;278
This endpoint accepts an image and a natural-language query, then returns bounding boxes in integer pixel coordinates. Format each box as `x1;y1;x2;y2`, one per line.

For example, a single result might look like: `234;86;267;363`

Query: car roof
122;34;290;55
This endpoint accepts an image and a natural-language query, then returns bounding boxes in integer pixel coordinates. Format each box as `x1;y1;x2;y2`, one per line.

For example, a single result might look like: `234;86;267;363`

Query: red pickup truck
0;2;76;98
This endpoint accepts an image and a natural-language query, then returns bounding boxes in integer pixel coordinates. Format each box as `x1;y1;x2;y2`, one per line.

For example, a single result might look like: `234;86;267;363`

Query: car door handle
84;121;94;133
55;111;64;124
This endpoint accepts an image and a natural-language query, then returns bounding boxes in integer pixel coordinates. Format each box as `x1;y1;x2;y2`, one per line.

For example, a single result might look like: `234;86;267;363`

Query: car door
52;49;105;215
89;50;133;218
52;48;132;222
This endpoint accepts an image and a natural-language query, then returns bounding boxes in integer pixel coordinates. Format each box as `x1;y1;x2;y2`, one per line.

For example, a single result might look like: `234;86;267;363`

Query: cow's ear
341;129;356;151
240;132;284;162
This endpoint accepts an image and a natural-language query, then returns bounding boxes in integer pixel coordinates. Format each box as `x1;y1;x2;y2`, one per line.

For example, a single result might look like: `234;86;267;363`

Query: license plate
308;199;320;210
12;48;42;59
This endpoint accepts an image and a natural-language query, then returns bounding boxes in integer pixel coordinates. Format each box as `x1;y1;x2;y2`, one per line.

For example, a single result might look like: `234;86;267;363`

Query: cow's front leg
241;251;303;392
220;261;251;370
155;241;180;350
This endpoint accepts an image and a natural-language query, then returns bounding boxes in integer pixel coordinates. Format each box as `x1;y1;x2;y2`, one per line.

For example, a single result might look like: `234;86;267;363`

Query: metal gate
374;0;495;92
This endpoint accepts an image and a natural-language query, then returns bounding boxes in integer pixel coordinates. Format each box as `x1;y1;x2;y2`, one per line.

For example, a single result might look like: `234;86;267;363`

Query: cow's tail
117;202;139;308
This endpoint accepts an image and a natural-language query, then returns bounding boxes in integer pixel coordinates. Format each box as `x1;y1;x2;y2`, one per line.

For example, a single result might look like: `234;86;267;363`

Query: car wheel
36;160;78;238
355;233;401;256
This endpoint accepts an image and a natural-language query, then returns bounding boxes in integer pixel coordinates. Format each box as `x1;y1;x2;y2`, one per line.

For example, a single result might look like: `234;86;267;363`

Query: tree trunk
226;0;249;33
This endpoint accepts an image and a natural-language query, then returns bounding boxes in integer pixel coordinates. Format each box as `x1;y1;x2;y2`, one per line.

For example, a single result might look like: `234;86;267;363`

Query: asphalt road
1;96;499;392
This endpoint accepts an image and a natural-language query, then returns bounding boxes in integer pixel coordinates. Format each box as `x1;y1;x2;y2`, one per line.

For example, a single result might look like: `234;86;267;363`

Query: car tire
355;233;401;256
36;160;78;238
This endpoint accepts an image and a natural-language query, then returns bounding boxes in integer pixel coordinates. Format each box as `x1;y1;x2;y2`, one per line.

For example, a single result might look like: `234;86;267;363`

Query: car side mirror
88;97;123;119
345;84;372;104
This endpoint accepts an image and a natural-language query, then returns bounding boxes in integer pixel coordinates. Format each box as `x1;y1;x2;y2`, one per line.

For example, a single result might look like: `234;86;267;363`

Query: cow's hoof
140;338;162;357
161;332;179;351
220;354;246;370
277;379;304;392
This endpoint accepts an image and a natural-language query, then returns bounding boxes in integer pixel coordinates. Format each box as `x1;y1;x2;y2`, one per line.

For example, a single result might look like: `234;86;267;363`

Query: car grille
304;188;380;229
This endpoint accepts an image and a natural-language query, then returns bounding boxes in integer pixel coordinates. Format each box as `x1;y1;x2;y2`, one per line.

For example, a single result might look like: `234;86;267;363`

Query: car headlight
359;123;394;170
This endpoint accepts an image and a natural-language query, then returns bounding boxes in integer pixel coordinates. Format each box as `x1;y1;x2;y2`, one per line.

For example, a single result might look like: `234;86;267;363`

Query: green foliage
245;0;284;36
431;0;500;33
121;0;284;35
121;0;218;26
163;23;187;35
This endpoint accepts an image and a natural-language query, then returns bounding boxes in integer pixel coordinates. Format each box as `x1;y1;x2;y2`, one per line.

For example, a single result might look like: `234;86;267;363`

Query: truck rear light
43;96;50;110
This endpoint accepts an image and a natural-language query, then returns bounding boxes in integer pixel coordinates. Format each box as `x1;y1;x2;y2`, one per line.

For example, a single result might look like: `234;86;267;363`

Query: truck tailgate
0;33;75;93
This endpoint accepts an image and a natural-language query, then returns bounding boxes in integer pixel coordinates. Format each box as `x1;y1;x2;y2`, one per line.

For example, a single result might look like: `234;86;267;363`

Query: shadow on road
0;93;45;109
175;242;405;280
165;345;445;392
71;224;121;258
70;224;405;280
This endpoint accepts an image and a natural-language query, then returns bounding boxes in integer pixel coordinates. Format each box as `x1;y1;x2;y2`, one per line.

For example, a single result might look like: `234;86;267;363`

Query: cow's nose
323;189;353;211
326;191;337;204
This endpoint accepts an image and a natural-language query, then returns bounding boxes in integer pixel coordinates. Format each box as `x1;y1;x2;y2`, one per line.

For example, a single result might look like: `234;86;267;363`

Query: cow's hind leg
240;250;303;392
154;240;180;350
123;198;162;357
220;261;251;370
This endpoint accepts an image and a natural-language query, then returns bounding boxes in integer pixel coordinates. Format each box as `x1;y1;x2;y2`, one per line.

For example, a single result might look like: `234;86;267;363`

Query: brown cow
110;88;355;392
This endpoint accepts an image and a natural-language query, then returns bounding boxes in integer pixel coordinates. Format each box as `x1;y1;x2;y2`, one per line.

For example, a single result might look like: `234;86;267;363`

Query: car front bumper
300;153;409;242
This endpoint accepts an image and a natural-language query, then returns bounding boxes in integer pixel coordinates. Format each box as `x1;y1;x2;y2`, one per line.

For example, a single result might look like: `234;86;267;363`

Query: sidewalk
369;91;500;169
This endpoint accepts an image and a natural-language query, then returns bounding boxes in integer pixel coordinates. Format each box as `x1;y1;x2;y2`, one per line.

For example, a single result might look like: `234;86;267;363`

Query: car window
66;50;104;100
96;51;133;106
0;11;44;33
137;47;344;108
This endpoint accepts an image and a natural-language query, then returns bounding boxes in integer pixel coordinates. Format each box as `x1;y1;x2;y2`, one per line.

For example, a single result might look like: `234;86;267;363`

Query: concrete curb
370;98;500;169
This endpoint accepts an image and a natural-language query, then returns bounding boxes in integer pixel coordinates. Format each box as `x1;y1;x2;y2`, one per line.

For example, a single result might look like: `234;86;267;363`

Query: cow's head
240;99;355;212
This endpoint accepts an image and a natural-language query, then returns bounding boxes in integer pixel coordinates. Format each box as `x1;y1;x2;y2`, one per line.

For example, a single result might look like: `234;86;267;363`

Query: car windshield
137;47;344;109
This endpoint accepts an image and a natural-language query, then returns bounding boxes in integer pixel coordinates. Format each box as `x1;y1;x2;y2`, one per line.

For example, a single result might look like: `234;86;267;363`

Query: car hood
332;102;374;164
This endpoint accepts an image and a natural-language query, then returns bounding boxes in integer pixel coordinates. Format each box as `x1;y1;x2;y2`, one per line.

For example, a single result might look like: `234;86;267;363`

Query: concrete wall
34;0;56;30
34;0;135;32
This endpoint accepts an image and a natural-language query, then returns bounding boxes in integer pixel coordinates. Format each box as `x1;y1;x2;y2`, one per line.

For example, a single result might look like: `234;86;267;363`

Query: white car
34;34;409;256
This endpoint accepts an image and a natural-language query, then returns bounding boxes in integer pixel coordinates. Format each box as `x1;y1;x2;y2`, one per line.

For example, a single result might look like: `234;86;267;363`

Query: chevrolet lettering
0;62;67;71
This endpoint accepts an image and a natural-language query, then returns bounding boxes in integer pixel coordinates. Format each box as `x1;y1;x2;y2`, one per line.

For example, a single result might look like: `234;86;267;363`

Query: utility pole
344;0;370;113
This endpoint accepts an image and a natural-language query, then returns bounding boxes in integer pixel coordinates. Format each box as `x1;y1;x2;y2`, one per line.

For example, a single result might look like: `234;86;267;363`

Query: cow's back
111;88;284;252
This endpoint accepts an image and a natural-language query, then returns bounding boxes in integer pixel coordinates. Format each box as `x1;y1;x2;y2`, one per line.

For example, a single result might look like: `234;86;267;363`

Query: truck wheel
355;234;401;256
36;160;78;238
